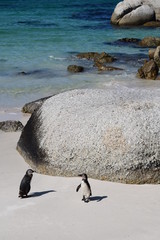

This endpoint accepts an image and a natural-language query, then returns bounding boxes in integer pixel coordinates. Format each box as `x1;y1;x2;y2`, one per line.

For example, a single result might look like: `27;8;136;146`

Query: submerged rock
94;62;123;71
17;88;160;184
0;121;24;132
117;38;140;44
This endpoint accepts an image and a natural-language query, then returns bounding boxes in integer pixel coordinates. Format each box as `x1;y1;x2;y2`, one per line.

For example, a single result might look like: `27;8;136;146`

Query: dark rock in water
76;52;99;60
17;88;160;184
118;38;140;44
17;69;55;79
94;62;123;71
137;59;159;80
18;71;27;75
94;52;116;64
139;37;160;47
22;96;53;114
17;20;57;27
143;21;160;27
76;52;115;63
67;65;84;73
0;121;24;132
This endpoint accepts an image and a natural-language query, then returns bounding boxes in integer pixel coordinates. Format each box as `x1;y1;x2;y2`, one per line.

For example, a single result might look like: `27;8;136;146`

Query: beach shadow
90;196;108;202
29;190;55;198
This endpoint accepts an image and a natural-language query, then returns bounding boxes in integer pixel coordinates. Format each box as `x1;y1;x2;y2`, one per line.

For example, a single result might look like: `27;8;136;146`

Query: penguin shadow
90;195;108;202
29;190;56;198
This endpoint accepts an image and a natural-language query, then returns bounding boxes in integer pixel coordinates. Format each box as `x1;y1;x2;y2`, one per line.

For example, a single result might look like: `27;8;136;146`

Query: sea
0;0;160;120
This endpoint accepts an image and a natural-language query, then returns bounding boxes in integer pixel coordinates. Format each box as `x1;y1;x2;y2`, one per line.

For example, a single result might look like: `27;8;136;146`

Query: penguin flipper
76;184;81;192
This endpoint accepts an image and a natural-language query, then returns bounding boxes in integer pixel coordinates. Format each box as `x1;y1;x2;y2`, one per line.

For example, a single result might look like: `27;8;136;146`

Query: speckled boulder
17;88;160;184
111;0;155;26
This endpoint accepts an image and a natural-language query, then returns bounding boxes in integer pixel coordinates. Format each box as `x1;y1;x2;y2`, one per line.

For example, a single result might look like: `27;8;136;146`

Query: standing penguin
76;173;92;202
19;169;35;198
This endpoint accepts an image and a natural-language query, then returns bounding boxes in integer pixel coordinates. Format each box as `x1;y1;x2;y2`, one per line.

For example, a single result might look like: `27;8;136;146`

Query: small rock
139;37;160;47
0;121;24;132
67;65;84;73
143;21;160;27
22;96;53;114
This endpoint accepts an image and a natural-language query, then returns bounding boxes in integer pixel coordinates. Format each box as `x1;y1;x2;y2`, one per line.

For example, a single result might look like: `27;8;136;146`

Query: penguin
76;173;92;202
19;169;35;198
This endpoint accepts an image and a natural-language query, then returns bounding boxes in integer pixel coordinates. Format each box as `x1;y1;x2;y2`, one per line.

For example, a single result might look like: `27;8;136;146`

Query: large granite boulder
111;0;160;26
17;88;160;184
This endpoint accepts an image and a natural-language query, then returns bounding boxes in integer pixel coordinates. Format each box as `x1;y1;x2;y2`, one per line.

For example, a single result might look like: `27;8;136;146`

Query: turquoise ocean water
0;0;160;114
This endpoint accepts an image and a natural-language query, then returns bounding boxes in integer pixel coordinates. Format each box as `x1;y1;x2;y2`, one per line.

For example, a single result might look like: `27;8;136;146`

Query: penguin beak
78;174;82;177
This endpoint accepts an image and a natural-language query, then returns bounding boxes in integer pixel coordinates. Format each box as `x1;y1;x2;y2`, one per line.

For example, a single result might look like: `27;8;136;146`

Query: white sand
0;116;160;240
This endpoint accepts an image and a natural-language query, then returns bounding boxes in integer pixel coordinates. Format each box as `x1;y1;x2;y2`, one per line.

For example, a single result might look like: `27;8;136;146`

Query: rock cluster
137;45;160;80
17;88;160;184
66;52;120;73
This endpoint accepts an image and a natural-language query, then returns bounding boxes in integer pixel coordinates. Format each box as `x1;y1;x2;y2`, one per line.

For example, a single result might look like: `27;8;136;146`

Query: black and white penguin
76;173;92;202
19;169;35;198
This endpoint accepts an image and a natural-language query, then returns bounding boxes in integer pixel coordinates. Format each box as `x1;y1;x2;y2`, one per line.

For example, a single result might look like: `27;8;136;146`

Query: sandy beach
0;115;160;240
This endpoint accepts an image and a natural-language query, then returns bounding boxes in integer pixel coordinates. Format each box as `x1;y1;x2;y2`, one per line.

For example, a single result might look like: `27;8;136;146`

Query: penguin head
26;169;35;176
78;173;88;180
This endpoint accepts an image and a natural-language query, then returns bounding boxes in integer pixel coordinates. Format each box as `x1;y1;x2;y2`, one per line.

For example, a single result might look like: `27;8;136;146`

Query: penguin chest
81;181;90;197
